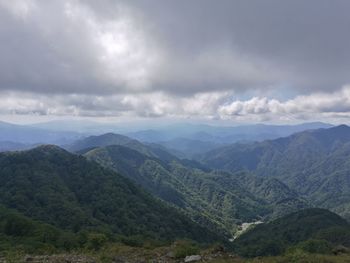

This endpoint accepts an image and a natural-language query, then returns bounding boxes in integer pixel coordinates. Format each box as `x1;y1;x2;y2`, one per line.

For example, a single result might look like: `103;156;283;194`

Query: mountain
84;145;265;235
0;145;220;243
0;205;78;252
66;133;152;154
234;208;350;257
200;125;350;219
201;125;350;174
0;121;81;144
0;141;31;152
208;172;309;219
82;135;308;235
156;138;224;159
127;122;333;145
66;133;180;164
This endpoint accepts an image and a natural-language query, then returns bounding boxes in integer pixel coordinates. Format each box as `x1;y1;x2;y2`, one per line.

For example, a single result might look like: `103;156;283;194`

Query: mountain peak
66;132;145;153
29;144;70;155
332;124;350;129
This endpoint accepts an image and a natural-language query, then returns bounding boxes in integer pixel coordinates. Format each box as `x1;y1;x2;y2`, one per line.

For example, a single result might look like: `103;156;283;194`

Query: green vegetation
0;145;222;252
172;240;200;258
0;206;74;253
1;128;350;261
67;132;163;158
201;125;350;220
233;208;350;257
84;143;308;236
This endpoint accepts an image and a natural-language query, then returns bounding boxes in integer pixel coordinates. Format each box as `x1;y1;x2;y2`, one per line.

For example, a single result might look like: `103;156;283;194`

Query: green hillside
234;208;350;257
84;143;308;235
201;125;350;219
0;145;220;244
0;205;79;253
66;133;153;156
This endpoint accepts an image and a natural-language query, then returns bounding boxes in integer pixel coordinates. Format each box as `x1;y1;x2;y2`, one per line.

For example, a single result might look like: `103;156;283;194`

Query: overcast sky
1;0;350;124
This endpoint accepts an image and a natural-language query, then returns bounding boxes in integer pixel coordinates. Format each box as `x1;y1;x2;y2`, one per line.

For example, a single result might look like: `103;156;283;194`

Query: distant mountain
0;121;81;144
0;141;31;152
201;125;350;219
0;145;219;243
127;122;333;144
66;133;151;154
157;138;224;159
66;133;179;163
30;120;105;133
30;120;158;134
234;208;350;257
82;134;308;235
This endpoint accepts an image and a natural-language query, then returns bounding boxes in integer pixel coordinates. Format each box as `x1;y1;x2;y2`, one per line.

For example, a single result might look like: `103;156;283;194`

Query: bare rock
332;245;350;255
184;255;201;262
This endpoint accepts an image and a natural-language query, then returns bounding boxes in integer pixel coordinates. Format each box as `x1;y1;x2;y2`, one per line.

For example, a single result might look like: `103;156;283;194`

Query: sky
1;0;350;124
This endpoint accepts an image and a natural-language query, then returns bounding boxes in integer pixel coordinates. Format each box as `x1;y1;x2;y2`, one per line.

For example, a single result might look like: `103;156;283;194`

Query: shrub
57;232;79;250
3;216;33;236
173;240;200;259
86;233;108;250
284;248;310;263
120;235;144;247
296;239;332;254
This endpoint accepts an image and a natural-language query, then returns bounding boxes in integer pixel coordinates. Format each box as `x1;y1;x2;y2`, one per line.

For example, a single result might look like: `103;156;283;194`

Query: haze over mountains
1;120;350;259
0;120;332;154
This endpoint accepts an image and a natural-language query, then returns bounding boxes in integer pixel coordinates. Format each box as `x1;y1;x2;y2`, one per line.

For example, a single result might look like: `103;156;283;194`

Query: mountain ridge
200;125;350;219
0;145;221;243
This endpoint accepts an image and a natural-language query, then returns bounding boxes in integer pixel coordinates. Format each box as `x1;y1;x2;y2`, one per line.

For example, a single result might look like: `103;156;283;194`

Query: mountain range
1;122;350;259
0;121;82;148
63;132;308;236
200;125;350;220
0;145;219;245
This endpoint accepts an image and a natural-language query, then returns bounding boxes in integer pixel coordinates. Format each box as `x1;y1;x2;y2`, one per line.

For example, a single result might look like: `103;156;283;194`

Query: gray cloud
3;87;350;123
121;0;350;93
1;0;350;121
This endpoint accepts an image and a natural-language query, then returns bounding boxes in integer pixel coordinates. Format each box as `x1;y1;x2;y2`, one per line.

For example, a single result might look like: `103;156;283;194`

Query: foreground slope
234;208;350;257
0;145;219;243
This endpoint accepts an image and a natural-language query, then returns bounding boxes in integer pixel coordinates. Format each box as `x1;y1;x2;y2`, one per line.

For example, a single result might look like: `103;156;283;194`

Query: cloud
1;0;350;122
2;87;350;123
0;90;229;118
123;0;350;93
0;0;159;95
218;86;350;122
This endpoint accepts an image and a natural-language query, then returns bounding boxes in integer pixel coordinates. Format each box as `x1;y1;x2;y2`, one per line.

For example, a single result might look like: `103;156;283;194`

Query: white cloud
218;86;350;121
1;87;350;123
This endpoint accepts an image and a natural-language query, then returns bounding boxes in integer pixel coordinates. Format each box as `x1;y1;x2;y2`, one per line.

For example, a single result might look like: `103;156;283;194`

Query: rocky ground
0;246;242;263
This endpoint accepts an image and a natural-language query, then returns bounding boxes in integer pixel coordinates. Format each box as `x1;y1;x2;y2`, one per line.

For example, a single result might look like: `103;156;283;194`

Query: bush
173;240;200;259
120;235;144;247
296;239;332;254
3;216;33;236
284;248;310;263
57;232;79;250
86;233;108;250
316;226;350;247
